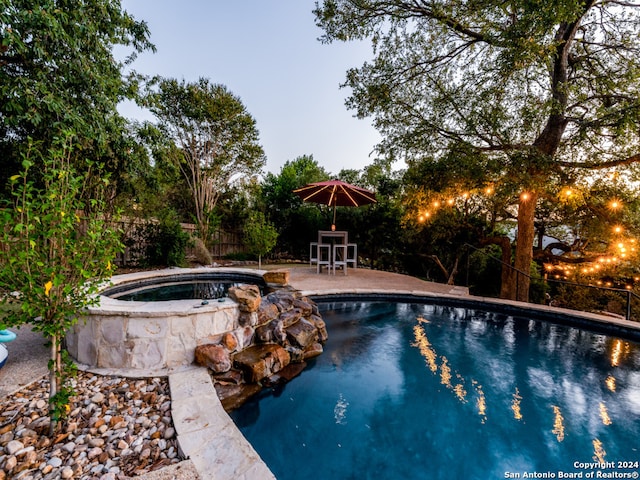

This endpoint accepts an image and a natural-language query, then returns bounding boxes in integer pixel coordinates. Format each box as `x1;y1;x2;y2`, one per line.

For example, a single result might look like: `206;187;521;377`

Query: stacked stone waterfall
194;278;327;388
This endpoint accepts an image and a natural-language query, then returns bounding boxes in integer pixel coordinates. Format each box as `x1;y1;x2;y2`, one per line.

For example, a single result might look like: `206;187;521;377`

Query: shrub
142;210;192;267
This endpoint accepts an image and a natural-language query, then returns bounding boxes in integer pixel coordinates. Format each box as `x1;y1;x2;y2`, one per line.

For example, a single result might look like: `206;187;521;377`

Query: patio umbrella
293;179;377;229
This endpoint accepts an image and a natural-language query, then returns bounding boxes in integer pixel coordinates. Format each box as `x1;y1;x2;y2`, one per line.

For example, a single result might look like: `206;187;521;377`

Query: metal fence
463;243;640;322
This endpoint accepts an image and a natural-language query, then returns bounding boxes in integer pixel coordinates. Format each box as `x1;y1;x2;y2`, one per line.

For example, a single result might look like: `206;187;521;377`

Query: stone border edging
168;367;276;480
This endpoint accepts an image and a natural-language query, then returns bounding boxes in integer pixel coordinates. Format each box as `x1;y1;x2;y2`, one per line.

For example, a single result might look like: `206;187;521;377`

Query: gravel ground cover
0;371;186;480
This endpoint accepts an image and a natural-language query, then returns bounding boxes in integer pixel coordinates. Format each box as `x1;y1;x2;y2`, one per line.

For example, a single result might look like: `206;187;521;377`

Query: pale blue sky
118;0;382;175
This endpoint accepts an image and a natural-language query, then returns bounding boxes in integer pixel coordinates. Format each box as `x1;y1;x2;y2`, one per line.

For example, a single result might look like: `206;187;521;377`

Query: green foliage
547;283;630;318
466;246;504;298
0;138;122;433
260;155;330;256
243;212;279;269
0;0;154;199
146;78;266;245
315;0;640;300
140;209;192;267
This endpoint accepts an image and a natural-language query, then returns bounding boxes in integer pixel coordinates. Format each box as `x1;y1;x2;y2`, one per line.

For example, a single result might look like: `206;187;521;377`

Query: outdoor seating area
310;230;357;274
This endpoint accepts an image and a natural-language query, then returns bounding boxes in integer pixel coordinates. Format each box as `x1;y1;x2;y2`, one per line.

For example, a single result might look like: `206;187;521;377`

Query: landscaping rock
228;285;262;312
221;332;238;352
264;362;307;386
215;383;263;412
286;318;319;349
234;344;290;383
279;308;303;328
0;373;182;479
257;302;279;325
194;344;232;373
303;342;324;360
263;269;290;286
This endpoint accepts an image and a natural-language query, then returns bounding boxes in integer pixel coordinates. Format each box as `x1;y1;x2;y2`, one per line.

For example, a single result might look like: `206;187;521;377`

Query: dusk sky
117;0;383;176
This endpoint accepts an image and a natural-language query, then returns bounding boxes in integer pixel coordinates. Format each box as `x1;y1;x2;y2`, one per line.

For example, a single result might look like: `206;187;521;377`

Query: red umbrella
293;179;377;229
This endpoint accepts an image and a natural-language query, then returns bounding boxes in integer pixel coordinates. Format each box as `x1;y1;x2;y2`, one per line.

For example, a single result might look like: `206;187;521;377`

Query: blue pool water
108;279;265;301
230;301;640;480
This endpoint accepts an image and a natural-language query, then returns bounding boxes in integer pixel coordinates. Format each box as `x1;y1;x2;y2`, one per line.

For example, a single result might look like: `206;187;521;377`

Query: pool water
229;301;640;480
110;281;264;301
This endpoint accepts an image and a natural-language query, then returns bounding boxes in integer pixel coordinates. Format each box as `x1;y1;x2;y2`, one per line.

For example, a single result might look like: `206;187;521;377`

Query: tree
0;0;154;199
243;211;279;269
147;78;266;245
0;138;122;434
315;0;640;301
260;155;330;256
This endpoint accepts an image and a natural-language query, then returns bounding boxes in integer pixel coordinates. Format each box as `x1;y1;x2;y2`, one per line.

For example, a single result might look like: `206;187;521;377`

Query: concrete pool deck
2;265;639;479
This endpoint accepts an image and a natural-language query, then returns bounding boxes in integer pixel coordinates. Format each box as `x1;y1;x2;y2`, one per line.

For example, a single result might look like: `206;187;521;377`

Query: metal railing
463;243;640;321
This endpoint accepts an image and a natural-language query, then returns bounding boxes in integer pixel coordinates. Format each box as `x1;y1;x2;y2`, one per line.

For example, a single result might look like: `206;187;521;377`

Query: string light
411;186;637;288
609;199;622;210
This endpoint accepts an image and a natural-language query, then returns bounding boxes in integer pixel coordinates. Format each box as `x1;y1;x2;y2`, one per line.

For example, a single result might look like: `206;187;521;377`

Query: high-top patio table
312;230;353;274
318;230;348;245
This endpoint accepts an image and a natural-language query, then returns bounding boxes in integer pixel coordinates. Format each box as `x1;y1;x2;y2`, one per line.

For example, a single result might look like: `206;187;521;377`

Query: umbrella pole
332;204;336;231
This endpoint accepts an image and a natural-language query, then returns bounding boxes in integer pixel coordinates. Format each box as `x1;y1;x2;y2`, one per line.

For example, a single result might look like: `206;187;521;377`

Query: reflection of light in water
454;374;467;403
412;325;438;373
605;375;616;392
440;357;452;387
413;321;477;409
593;439;606;463
334;393;349;425
552;406;565;442
512;388;523;421
416;315;429;324
473;381;487;423
599;402;612;426
611;340;623;366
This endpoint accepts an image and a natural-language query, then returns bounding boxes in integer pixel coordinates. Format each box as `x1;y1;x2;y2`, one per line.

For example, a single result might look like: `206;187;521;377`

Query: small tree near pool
0;138;122;435
244;212;278;269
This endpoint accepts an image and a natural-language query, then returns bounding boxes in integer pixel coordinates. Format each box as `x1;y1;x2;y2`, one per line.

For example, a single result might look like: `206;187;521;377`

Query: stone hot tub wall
65;268;324;373
66;295;243;371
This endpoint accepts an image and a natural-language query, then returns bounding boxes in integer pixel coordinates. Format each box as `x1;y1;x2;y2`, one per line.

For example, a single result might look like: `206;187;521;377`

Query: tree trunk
514;192;538;302
48;335;59;436
446;257;459;286
481;235;514;300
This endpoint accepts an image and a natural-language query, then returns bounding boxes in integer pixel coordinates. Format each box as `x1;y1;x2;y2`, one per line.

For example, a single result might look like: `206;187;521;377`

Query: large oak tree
315;0;640;301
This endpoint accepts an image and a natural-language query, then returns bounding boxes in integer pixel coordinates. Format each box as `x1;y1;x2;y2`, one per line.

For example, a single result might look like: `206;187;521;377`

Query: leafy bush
141;210;192;267
0;140;122;434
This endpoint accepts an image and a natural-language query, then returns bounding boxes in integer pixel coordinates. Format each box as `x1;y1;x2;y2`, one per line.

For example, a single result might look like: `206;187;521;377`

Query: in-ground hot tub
65;268;268;373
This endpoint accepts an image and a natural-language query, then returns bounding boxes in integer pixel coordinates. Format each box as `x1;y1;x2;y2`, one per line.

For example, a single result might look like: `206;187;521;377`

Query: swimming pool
230;301;640;479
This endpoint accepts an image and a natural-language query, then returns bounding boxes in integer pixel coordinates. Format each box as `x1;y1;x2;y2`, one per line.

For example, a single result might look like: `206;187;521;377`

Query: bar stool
309;242;319;267
346;243;357;269
317;244;331;274
333;244;348;275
